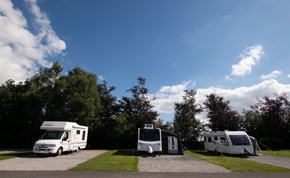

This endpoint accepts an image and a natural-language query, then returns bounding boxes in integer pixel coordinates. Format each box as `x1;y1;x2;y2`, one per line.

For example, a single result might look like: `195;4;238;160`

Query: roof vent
144;124;153;129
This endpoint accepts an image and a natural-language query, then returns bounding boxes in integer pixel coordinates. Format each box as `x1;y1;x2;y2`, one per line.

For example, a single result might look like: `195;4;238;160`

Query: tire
56;148;62;156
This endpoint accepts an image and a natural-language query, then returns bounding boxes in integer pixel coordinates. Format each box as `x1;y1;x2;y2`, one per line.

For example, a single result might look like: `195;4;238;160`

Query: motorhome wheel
57;148;62;156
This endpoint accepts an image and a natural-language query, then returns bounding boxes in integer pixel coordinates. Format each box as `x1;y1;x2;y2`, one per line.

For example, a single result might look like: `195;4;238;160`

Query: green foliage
173;90;204;142
155;118;172;132
250;93;290;141
241;109;266;139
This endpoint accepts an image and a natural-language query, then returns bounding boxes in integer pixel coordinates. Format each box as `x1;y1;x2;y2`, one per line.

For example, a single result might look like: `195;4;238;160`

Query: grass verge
0;151;33;161
261;150;290;158
186;150;290;173
69;149;138;171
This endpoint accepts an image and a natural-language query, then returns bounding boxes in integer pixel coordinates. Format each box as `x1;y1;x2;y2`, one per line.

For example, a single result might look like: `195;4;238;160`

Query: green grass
0;151;33;161
69;149;138;172
261;150;290;158
186;150;290;173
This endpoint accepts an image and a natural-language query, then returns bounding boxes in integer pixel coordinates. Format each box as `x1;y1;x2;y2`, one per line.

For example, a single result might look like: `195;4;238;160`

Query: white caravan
203;131;257;155
33;121;88;155
137;124;162;155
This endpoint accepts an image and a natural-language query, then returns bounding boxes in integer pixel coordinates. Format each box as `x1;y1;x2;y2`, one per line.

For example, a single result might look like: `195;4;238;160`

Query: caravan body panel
137;125;162;154
203;131;254;155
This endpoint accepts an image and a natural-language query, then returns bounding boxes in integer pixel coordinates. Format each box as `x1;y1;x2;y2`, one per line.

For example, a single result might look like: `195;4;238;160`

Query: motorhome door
168;136;178;154
61;131;70;151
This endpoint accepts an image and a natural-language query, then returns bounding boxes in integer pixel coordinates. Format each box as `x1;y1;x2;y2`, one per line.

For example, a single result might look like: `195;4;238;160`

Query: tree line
1;61;290;149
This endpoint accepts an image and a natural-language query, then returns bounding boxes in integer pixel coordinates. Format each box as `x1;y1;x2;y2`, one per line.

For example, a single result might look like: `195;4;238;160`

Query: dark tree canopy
203;93;241;131
121;77;158;129
250;93;290;141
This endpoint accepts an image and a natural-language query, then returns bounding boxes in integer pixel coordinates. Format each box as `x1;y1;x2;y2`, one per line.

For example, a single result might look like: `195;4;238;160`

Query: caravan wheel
57;148;62;156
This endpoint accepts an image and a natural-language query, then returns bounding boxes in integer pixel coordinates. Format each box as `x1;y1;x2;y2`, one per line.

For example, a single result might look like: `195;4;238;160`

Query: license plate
39;151;45;153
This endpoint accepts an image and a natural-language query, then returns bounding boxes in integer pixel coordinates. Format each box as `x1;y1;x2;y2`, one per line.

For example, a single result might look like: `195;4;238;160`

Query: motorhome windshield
41;131;64;140
139;129;160;141
229;135;250;145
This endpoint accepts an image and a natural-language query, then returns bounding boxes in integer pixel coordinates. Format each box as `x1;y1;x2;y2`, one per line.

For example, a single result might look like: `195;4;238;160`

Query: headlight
48;144;56;147
34;144;39;147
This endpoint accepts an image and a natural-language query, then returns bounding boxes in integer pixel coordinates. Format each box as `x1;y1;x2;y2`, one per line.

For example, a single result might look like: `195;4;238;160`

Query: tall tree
173;90;204;142
250;93;290;141
203;93;241;131
121;77;158;129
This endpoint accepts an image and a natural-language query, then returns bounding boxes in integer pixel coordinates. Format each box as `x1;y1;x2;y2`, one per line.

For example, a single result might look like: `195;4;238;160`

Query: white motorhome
137;124;162;155
33;121;88;156
203;131;258;155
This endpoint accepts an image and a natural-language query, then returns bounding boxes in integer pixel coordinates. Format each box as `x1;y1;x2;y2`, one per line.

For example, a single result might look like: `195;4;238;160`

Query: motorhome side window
204;137;207;142
77;130;80;134
229;135;250;145
208;137;212;142
214;137;218;140
139;129;160;141
82;131;86;140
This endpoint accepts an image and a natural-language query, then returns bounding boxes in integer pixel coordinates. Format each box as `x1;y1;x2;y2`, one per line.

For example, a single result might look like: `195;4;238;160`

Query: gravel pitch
240;155;290;169
137;153;231;173
0;150;107;171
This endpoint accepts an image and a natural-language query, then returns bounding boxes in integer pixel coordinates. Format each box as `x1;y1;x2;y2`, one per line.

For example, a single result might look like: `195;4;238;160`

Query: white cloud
0;0;66;84
151;80;192;113
287;74;290;79
151;79;290;120
225;75;233;81
98;75;105;81
231;44;265;76
260;70;282;80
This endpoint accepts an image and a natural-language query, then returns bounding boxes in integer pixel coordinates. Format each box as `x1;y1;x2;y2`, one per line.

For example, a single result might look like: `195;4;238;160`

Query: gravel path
137;153;231;173
0;150;107;171
240;155;290;169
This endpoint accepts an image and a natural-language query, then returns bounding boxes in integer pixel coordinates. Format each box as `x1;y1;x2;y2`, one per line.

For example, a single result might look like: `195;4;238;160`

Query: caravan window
214;137;218;141
82;131;86;140
139;129;160;141
77;130;80;134
208;137;212;142
229;135;250;145
41;131;63;139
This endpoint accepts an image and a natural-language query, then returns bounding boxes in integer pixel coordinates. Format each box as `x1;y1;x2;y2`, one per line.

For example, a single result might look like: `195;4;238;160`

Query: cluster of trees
1;61;290;149
0;62;157;148
172;91;290;149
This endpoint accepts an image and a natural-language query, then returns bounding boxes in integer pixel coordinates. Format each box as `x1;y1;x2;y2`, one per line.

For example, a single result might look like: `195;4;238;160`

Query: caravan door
168;136;178;154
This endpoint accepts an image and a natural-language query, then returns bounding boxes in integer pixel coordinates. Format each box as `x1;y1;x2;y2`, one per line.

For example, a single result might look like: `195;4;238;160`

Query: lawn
186;150;290;173
261;150;290;158
0;151;33;161
70;149;138;172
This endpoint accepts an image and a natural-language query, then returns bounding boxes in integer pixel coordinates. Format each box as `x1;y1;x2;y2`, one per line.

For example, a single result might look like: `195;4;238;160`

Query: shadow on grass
111;150;135;156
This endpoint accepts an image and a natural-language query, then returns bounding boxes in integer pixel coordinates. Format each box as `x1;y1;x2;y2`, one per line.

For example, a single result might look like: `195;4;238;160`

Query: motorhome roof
40;121;87;131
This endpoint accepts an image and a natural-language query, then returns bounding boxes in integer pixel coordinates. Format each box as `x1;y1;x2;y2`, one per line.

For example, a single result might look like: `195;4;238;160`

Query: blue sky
1;0;290;123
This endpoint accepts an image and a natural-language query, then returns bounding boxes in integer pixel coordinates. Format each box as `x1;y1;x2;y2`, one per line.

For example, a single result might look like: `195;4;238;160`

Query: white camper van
203;131;257;155
137;124;162;155
33;121;88;156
